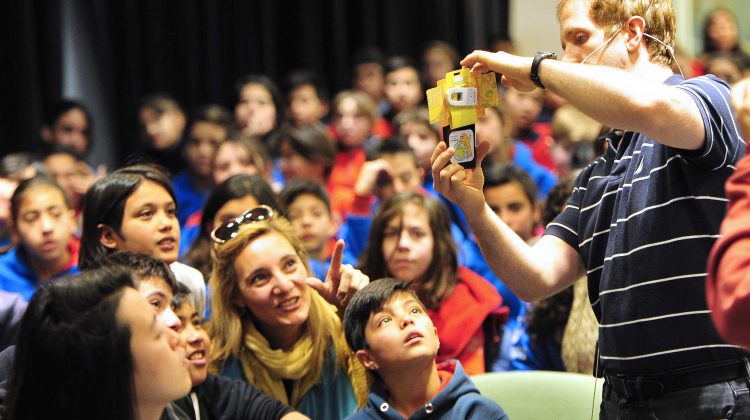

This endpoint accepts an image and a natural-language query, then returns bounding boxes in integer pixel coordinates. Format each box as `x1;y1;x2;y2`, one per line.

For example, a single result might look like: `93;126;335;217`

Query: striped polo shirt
545;74;747;375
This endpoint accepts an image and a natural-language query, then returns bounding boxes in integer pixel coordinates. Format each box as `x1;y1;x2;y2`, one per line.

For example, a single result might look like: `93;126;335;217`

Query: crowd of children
1;3;750;418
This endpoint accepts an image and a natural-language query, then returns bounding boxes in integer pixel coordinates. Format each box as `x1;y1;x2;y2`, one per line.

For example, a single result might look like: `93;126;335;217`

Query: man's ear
97;224;120;250
355;349;379;370
434;326;440;352
625;16;646;53
418;167;426;184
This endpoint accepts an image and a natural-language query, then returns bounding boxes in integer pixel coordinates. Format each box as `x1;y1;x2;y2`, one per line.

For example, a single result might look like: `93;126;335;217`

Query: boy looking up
344;278;508;419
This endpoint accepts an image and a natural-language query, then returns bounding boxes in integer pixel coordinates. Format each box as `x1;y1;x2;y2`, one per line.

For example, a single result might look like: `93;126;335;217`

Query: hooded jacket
346;360;508;419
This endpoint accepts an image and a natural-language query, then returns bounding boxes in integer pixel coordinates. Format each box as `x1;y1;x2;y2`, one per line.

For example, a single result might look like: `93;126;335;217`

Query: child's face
118;288;191;410
43;153;87;208
357;291;439;371
289;84;327;126
376;152;423;203
355;63;385;101
13;186;74;265
279;140;325;183
175;299;210;387
423;48;454;87
504;89;544;131
235;83;277;137
212;143;261;185
384;67;422;113
232;231;312;348
485;181;538;242
140;108;185;151
49;108;90;155
382;203;434;284
333;97;373;149
286;193;336;261
138;276;180;331
399;121;439;170
211;195;260;233
104;180;180;264
185;121;227;178
476;110;505;153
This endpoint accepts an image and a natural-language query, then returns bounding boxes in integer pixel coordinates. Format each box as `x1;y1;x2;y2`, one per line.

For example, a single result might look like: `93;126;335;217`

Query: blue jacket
172;171;211;229
0;247;79;302
513;141;557;199
347;360;507;419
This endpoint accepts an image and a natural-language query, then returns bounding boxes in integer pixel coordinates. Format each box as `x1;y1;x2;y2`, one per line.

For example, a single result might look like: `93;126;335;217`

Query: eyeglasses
210;205;274;244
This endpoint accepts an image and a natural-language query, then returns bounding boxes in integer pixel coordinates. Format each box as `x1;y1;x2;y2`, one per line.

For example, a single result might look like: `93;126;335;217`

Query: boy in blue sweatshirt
343;278;508;419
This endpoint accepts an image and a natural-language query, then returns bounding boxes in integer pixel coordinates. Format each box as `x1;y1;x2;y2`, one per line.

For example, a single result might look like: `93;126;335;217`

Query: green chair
471;371;603;420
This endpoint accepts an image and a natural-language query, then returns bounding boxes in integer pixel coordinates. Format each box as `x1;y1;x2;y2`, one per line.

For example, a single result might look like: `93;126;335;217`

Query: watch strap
530;51;557;89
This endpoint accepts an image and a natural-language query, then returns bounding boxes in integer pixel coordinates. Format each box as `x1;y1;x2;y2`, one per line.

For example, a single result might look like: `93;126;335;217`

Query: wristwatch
530;51;558;89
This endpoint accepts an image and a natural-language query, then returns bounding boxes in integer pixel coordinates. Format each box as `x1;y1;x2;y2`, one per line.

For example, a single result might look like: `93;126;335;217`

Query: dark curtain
1;1;63;155
1;0;509;164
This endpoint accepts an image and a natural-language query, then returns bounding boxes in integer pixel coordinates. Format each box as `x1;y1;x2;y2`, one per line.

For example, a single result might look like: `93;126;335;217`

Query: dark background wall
1;0;509;167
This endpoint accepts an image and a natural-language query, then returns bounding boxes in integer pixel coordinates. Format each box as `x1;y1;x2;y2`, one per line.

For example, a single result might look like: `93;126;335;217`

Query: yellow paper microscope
426;68;498;168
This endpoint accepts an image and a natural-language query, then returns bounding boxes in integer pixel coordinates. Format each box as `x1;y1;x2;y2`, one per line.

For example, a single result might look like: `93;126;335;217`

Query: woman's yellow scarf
237;292;368;408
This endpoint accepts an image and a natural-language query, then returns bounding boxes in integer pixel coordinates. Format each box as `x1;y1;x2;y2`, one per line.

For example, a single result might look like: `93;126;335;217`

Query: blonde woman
208;206;369;419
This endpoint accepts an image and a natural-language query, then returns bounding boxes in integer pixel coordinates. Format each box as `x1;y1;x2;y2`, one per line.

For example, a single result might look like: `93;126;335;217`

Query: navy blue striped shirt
545;75;747;375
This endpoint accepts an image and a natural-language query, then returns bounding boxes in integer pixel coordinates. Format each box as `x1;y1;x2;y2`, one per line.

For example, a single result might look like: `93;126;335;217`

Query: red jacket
327;148;366;218
707;150;750;348
428;266;507;375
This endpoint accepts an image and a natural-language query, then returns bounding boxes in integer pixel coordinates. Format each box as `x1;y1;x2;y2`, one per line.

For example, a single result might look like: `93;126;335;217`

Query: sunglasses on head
210;205;275;244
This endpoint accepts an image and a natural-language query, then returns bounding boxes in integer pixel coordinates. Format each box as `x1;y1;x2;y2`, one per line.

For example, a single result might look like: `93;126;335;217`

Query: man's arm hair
539;59;705;151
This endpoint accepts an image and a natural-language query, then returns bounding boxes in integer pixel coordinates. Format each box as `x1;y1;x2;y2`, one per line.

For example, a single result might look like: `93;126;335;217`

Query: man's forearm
538;59;705;150
468;204;579;301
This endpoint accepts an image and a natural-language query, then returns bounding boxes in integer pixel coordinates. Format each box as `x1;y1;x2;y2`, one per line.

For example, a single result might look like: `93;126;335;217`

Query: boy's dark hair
344;278;422;352
283;70;330;103
384;55;418;76
278;124;335;176
366;135;417;166
483;163;539;204
393;107;440;140
352;46;385;68
11;175;71;223
87;251;179;294
172;281;193;311
140;93;184;115
43;100;92;128
189;104;232;131
278;179;331;214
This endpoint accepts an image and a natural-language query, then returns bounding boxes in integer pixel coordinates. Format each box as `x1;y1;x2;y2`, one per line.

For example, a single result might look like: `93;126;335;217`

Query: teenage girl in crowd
208;207;369;419
0;176;78;301
182;174;278;280
78;164;206;316
359;192;505;375
4;267;192;420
